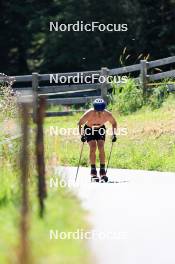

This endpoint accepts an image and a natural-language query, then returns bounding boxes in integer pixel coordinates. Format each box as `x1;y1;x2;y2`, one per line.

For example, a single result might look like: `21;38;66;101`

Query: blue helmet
93;98;106;111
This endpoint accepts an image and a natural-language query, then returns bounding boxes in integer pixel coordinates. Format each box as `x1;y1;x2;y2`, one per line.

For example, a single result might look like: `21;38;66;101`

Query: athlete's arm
77;110;91;135
108;113;117;135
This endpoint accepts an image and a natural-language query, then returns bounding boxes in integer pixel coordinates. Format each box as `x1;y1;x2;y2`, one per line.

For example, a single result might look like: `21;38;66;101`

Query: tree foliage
0;0;175;75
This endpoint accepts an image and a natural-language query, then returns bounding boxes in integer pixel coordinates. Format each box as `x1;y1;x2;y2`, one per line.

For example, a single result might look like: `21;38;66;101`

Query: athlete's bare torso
79;108;114;128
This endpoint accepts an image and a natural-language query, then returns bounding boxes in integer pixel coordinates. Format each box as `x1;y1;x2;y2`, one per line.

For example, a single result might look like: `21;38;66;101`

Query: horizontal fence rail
47;96;99;105
1;55;175;117
149;69;175;81
38;83;101;94
109;64;141;75
148;56;175;69
39;70;101;81
1;55;174;84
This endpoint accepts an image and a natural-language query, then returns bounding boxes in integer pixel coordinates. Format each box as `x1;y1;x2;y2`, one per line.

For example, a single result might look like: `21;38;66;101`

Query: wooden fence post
32;72;39;123
140;60;148;97
100;67;109;102
35;96;47;218
17;93;33;264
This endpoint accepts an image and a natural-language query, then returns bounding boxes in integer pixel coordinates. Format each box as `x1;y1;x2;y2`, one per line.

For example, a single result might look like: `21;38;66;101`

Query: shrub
149;84;168;109
0;76;17;121
110;78;143;114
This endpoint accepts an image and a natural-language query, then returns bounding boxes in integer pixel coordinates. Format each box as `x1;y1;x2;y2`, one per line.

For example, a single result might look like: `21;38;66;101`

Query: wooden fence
0;55;175;109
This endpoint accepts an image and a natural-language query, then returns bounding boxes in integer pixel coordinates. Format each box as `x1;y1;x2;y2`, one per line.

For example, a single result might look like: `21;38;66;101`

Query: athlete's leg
97;140;105;164
88;140;98;180
97;140;108;181
88;140;97;165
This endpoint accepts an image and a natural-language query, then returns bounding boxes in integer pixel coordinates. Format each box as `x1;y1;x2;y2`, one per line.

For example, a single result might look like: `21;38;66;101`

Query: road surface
55;166;175;264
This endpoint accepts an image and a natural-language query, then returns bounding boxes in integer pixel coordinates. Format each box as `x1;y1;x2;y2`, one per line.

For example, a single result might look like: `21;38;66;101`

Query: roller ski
99;168;108;183
91;168;99;182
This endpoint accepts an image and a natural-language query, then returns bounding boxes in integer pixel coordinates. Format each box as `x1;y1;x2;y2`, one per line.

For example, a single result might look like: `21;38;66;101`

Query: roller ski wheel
91;175;100;182
100;175;108;183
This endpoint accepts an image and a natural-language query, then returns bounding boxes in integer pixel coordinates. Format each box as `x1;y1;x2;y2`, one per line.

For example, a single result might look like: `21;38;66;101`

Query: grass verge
0;127;90;263
44;95;175;172
0;171;90;264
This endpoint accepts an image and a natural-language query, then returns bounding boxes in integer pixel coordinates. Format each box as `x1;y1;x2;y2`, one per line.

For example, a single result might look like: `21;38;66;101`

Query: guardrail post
140;60;148;98
32;72;39;123
100;67;109;102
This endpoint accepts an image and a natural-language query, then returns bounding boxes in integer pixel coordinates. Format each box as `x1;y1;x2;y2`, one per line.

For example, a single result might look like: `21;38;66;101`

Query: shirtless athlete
78;98;117;182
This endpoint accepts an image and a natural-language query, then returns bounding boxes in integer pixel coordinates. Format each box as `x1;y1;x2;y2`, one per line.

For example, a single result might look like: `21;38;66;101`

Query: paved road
56;166;175;264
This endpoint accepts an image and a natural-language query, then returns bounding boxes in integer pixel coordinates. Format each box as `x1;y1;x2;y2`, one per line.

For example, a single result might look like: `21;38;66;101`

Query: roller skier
78;98;117;182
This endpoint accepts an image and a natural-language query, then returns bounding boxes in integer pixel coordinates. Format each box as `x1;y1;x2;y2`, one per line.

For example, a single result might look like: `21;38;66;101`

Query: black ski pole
106;141;114;175
75;142;84;182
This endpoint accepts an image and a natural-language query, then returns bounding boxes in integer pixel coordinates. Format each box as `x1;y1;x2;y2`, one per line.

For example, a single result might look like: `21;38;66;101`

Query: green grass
30;184;90;264
1;91;175;263
0;126;90;264
44;95;175;172
0;172;90;264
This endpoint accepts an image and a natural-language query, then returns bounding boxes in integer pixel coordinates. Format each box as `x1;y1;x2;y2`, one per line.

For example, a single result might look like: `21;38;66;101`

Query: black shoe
100;176;108;182
100;168;108;182
99;168;106;177
91;168;97;176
